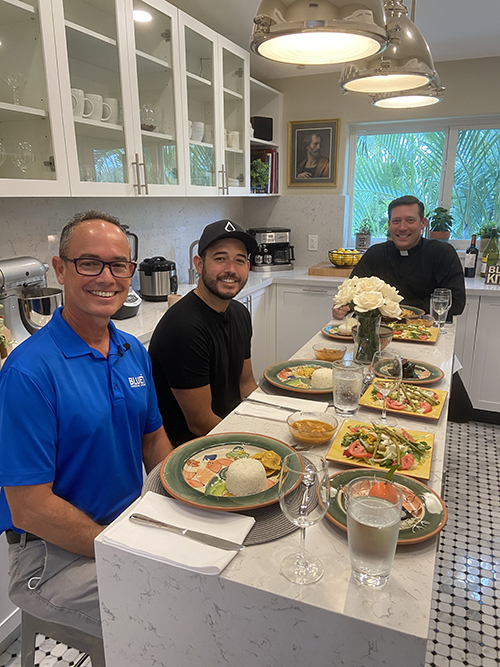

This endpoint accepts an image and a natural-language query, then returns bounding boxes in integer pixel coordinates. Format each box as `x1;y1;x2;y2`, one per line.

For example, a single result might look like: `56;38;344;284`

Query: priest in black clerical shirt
333;195;466;320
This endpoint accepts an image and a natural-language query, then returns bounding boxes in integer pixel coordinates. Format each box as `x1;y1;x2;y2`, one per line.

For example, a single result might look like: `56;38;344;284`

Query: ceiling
168;0;500;81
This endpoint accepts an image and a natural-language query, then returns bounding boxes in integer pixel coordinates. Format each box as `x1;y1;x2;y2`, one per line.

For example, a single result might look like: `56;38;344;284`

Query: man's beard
201;267;247;300
308;147;320;159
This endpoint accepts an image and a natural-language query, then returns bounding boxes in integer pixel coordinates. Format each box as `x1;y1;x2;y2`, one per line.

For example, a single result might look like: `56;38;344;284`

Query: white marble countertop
117;267;499;344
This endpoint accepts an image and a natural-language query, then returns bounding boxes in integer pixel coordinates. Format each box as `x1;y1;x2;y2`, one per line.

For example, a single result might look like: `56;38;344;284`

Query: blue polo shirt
0;307;163;533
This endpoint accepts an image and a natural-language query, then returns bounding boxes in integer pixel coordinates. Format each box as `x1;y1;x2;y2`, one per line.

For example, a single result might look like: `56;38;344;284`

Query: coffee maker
247;228;295;272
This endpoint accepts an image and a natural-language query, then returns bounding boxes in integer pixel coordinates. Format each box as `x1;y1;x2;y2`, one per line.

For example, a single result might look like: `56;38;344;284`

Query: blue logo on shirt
128;375;146;388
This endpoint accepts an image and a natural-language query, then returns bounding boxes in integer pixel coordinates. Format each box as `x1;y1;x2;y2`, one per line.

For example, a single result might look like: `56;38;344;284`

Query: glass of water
432;288;452;333
332;359;364;417
345;476;403;587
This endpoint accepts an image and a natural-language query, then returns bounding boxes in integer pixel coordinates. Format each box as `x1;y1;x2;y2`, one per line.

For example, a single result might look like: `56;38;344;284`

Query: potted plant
428;207;453;240
250;158;269;194
354;219;373;251
478;222;499;252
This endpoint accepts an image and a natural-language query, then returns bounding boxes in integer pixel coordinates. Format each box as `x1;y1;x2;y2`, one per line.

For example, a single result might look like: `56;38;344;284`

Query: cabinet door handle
218;164;229;195
218;166;225;194
302;287;329;293
139;155;149;195
132;153;142;193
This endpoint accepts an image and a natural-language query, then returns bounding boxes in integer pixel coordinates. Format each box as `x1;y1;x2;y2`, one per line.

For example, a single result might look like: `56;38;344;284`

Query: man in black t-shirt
149;220;258;446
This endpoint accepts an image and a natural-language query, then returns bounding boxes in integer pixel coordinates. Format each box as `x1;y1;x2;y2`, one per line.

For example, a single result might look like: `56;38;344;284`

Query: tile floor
1;420;498;667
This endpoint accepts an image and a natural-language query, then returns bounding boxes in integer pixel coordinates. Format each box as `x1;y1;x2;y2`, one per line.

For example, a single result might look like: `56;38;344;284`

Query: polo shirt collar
49;307;125;359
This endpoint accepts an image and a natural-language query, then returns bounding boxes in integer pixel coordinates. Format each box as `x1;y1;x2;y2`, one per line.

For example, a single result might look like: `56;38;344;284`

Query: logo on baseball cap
198;219;258;256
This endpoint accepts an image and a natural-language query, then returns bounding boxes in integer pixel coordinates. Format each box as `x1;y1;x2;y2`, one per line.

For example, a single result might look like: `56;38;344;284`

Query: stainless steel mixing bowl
19;287;64;332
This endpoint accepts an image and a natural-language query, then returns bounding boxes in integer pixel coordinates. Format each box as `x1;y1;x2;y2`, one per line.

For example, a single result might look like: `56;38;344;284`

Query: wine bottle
485;234;499;267
464;234;478;277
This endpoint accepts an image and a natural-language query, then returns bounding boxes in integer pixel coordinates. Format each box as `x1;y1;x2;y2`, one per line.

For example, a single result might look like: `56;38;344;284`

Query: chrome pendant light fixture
339;0;435;93
369;79;445;108
250;0;389;65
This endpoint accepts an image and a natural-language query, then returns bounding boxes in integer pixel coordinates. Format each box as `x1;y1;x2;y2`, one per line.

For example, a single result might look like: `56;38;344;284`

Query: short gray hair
59;210;123;257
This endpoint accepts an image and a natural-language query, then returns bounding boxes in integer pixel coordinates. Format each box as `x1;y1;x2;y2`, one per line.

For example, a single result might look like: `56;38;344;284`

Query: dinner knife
129;513;245;551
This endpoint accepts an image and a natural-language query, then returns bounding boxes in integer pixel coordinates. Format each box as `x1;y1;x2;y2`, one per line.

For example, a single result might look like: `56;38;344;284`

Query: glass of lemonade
332;359;364;417
345;476;403;587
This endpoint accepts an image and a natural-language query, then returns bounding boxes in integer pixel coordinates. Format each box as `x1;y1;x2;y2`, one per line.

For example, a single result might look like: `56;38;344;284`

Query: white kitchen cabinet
467;296;500;411
0;0;70;195
275;283;337;361
236;285;271;380
453;295;479;390
178;12;249;196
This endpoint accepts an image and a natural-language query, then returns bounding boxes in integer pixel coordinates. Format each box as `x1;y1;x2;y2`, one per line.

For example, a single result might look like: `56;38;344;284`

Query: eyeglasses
63;257;137;278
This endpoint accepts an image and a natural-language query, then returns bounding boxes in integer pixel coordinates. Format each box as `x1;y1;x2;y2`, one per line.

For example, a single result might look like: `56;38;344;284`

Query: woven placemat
142;462;298;546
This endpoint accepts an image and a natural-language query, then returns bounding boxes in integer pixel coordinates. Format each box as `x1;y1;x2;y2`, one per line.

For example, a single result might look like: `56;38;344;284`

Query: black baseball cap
198;220;258;256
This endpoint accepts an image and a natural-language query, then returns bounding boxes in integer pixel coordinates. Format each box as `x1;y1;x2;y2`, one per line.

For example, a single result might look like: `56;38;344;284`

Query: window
347;117;500;247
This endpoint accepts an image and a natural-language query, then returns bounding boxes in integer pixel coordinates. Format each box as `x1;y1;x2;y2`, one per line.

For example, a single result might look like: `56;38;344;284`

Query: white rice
310;367;333;389
225;458;267;496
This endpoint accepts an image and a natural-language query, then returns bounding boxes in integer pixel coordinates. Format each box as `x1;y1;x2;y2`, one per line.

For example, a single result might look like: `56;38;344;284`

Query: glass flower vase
353;314;381;364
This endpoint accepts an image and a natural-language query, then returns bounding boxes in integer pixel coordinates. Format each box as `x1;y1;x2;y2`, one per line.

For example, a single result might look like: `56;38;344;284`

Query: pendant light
250;0;388;65
369;79;445;108
339;0;435;93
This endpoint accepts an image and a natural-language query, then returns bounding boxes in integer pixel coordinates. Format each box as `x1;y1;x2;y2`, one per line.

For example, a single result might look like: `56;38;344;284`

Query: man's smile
88;290;119;298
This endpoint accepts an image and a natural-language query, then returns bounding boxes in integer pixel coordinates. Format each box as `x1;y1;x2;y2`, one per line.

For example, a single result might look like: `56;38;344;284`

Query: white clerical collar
400;250;409;256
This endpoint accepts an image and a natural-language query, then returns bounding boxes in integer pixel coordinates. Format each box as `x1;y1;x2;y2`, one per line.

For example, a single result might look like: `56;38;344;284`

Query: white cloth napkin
234;392;329;422
101;492;255;575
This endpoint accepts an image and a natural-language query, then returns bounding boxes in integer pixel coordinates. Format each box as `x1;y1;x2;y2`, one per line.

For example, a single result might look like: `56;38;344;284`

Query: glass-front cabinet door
220;37;249;195
52;0;134;195
123;0;184;195
0;0;69;195
179;14;218;196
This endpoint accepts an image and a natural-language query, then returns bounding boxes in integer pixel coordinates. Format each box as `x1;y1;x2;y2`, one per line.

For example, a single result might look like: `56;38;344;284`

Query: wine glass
12;142;35;173
4;71;27;105
370;350;402;427
278;452;330;585
432;288;452;333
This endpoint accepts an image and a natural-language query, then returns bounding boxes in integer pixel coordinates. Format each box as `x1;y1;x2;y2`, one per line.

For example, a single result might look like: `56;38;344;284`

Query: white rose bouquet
334;276;403;319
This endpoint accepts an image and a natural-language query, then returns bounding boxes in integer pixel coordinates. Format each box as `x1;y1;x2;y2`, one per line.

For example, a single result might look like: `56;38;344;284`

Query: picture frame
288;119;339;187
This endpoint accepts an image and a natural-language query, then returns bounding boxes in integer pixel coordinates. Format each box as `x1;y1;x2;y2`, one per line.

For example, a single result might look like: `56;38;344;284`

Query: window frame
345;115;500;251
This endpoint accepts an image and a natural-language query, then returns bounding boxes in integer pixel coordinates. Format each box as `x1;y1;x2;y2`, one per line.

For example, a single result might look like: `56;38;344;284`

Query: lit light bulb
133;10;152;23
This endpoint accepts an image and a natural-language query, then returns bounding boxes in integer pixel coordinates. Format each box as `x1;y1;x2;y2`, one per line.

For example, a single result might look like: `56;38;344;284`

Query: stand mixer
0;256;63;346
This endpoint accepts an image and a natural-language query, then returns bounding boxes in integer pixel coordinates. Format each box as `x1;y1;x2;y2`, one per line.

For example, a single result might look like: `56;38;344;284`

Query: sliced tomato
419;401;432;413
400;453;415;470
375;392;383;400
418;334;428;340
386;398;406;411
344;440;371;459
348;427;360;433
401;428;415;443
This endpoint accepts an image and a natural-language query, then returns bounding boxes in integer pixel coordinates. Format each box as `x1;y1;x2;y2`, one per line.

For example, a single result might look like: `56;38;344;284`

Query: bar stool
21;611;106;667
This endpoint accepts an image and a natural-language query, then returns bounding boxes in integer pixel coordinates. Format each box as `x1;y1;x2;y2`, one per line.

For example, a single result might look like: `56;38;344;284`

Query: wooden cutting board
308;261;353;277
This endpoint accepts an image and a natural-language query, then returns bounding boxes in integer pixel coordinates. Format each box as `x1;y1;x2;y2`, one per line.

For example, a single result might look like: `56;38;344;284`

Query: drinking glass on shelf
12;142;35;173
370;351;402;427
345;475;403;587
4;71;27;105
278;452;330;585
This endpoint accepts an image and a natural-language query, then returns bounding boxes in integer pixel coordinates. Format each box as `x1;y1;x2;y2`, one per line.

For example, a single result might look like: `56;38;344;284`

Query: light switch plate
308;235;318;251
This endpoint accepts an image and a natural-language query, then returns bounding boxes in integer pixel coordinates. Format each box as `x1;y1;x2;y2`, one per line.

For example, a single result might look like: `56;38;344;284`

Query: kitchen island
95;322;456;667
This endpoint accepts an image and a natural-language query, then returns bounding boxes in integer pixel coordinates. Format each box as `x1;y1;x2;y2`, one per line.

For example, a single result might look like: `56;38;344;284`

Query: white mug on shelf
71;88;93;118
190;121;204;142
103;97;119;125
85;93;111;122
227;131;240;150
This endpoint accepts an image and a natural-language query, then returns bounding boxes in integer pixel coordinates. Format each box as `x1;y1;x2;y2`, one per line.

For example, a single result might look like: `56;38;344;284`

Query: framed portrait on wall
288;119;339;187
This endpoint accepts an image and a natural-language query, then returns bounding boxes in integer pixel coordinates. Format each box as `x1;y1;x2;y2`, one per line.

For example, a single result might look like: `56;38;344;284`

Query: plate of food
263;360;333;394
396;305;424;319
321;324;354;340
386;320;439;342
326;420;434;480
161;432;297;511
373;357;444;385
323;469;447;545
359;383;447;420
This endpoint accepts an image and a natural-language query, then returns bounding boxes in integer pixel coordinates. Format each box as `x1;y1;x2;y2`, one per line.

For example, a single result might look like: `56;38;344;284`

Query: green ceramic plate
321;324;353;341
263;359;333;394
323;468;447;545
160;432;298;512
400;305;425;317
373;358;445;385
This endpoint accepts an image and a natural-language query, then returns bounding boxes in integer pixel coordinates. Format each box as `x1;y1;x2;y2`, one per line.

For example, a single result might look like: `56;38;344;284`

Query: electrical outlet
308;235;318;251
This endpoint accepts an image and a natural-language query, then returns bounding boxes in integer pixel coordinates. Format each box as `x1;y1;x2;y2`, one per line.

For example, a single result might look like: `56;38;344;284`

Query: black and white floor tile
1;420;498;667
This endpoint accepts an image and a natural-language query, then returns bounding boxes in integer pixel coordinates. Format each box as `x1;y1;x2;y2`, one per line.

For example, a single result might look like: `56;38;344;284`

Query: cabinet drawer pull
132;153;141;193
140;155;149;195
302;288;329;293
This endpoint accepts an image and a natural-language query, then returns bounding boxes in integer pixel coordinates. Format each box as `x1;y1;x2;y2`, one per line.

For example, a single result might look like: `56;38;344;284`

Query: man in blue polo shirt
0;211;173;638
